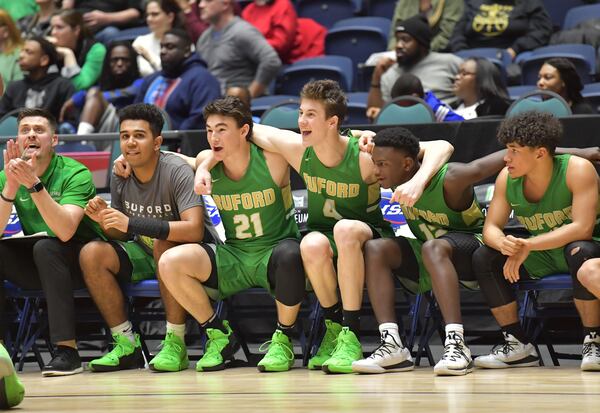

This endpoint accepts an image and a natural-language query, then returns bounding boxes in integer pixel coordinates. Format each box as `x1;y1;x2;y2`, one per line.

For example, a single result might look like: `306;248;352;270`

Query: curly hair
300;80;347;129
373;127;420;159
497;111;562;155
203;96;253;141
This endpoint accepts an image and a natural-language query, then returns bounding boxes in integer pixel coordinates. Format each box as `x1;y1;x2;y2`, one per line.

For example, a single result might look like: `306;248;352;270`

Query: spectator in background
135;28;221;130
452;57;510;119
0;37;74;120
388;0;464;52
242;0;325;64
368;14;462;117
0;10;24;86
382;73;464;122
449;0;552;61
175;0;242;43
537;57;596;115
50;10;107;91
60;41;143;135
18;0;57;38
63;0;143;44
196;0;282;98
0;0;38;22
133;0;183;77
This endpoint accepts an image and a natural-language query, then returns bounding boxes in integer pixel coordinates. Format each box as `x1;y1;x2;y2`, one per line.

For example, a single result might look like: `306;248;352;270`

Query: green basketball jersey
402;164;484;242
507;154;600;239
210;143;300;251
299;137;393;236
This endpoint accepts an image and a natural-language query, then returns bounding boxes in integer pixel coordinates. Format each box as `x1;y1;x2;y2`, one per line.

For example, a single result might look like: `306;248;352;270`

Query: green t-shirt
402;163;484;241
211;143;300;251
0;154;103;241
299;137;393;237
0;0;37;21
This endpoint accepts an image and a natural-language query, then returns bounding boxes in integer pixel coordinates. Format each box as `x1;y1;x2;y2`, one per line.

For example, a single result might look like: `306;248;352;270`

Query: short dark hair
373;127;420;159
27;36;59;68
497;111;562;155
163;27;192;49
203;96;253;140
118;104;164;137
300;80;347;129
544;57;584;104
391;73;424;99
18;108;57;134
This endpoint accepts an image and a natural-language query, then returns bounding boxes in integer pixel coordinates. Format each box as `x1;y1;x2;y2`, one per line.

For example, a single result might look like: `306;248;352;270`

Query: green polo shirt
0;154;104;241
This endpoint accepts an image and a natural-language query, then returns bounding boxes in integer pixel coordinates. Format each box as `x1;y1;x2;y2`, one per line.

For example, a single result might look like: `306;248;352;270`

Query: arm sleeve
71;43;107;91
59;166;96;209
102;78;143;106
431;0;464;52
179;72;222;130
510;1;553;54
238;27;282;87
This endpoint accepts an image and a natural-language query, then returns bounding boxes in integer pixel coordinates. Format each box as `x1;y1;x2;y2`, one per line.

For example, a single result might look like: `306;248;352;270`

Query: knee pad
564;241;600;300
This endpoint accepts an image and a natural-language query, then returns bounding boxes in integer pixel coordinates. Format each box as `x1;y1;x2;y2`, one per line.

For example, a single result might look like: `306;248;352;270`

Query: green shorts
523;247;569;278
113;240;156;282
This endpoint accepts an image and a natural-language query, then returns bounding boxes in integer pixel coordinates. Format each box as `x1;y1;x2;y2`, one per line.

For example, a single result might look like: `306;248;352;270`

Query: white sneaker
352;330;414;374
581;332;600;371
434;331;474;376
474;332;539;369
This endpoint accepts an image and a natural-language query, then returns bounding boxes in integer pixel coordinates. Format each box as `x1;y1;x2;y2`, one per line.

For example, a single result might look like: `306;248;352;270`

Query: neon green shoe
0;343;24;409
322;327;363;374
308;320;342;370
196;320;239;372
89;333;145;372
257;330;295;372
149;331;189;372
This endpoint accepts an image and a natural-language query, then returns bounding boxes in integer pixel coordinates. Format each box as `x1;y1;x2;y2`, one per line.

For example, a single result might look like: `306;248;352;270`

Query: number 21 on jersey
233;213;264;239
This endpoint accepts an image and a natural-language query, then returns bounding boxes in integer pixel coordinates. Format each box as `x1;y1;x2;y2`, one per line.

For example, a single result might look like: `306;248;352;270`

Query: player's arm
251;124;304;172
556;146;600;164
163;206;204;243
482;168;513;252
85;196;129;241
523;157;598;251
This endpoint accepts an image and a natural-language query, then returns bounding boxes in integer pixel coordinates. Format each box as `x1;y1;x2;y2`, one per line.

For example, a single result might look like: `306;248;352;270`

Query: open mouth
213;146;223;152
301;131;312;138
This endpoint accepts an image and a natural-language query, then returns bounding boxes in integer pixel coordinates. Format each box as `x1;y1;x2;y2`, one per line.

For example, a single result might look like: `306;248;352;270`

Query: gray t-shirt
381;52;462;105
111;152;218;242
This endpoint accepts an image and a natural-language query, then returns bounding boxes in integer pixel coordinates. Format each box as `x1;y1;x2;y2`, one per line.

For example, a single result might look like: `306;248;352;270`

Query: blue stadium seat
296;0;356;29
564;3;600;29
367;0;397;19
332;16;391;33
454;48;511;81
345;92;370;125
375;96;436;125
106;26;150;43
506;90;572;118
250;95;298;118
582;82;600;112
521;54;594;85
543;0;585;29
507;85;537;101
276;56;354;95
260;101;300;129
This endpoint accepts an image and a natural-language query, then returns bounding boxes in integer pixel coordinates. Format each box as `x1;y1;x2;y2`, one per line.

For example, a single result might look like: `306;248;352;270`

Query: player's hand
577;147;600;164
374;57;395;76
357;132;375;153
503;240;530;283
85;196;108;223
366;107;380;122
194;167;212;195
113;155;131;179
391;178;425;207
500;235;523;256
100;208;129;233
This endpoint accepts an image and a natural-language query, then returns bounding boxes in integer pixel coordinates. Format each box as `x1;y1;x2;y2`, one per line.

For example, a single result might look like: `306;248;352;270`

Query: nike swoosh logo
19;197;29;202
211;178;221;183
510;203;520;207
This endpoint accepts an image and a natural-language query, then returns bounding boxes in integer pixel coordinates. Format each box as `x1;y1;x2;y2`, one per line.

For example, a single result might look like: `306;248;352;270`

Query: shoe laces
583;340;600;358
259;338;294;361
204;329;227;356
315;321;339;355
330;330;358;360
369;331;402;360
157;335;183;360
491;340;519;356
441;332;468;361
49;348;76;366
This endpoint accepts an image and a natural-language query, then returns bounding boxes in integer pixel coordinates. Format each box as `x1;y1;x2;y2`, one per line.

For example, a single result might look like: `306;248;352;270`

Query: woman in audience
452;57;510;119
133;0;182;77
537;57;596;115
0;10;24;86
388;0;464;52
449;0;552;60
50;9;106;91
18;0;57;37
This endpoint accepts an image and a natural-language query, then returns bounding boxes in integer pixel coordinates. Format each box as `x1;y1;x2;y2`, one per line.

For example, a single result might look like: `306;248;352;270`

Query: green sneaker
257;330;295;372
89;333;145;372
196;320;239;372
149;331;189;372
308;319;342;370
322;327;363;374
0;343;24;409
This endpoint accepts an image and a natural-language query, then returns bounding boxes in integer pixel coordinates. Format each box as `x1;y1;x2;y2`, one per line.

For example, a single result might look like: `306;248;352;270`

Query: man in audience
0;37;75;120
196;0;282;98
367;14;462;117
135;28;221;130
0;108;104;376
80;103;217;373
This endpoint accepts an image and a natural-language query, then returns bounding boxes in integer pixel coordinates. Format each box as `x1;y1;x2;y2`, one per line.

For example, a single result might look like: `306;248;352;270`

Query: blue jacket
135;54;221;130
424;91;464;122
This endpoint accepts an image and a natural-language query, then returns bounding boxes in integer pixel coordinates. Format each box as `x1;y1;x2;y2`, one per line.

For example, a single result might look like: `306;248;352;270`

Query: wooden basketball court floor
15;359;600;412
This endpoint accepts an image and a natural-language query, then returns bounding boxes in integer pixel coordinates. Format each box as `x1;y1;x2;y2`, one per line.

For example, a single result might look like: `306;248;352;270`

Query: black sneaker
42;346;83;377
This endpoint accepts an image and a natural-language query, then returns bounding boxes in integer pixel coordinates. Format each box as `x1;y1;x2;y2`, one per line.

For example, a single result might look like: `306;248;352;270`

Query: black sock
201;313;227;333
583;326;600;338
323;302;342;324
343;310;360;338
502;322;529;344
277;322;295;338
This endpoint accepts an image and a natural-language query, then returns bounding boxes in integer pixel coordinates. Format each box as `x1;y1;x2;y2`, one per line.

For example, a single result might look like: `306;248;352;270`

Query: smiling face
205;114;249;162
298;98;338;147
119;119;162;168
371;146;416;189
17;116;57;162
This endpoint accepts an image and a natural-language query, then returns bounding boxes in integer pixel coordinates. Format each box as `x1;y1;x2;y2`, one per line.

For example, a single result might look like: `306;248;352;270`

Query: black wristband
0;193;14;203
370;83;380;88
127;216;170;240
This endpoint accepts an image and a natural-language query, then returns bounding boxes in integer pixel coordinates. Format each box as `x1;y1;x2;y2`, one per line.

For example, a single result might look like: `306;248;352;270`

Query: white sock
379;322;403;347
445;323;464;338
77;121;95;135
110;320;135;344
166;322;186;340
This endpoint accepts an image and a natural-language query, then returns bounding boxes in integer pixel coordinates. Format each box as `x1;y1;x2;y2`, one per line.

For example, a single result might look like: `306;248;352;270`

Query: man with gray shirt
196;0;282;98
367;14;462;120
80;103;216;374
